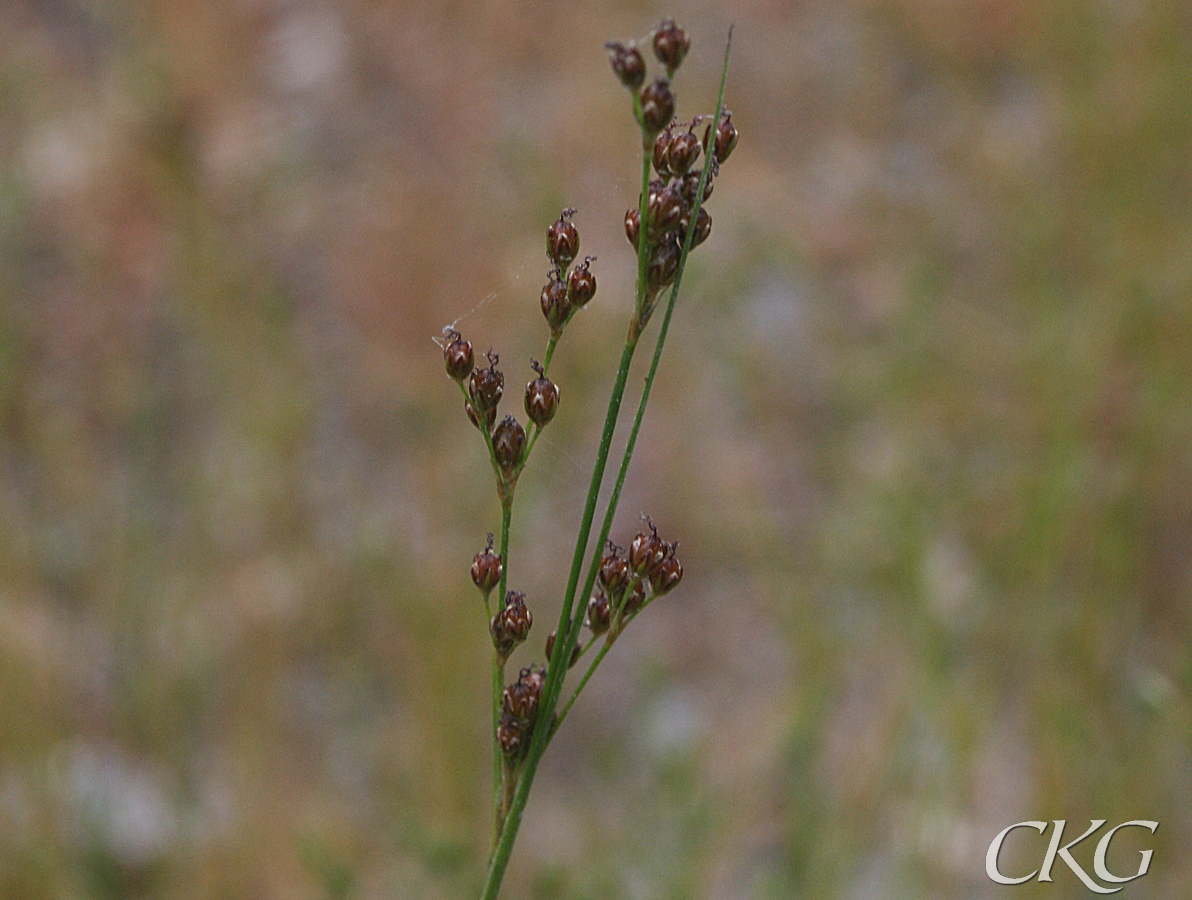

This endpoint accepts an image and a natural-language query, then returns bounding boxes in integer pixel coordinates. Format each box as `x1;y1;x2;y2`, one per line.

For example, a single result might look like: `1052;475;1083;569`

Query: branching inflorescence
440;18;736;898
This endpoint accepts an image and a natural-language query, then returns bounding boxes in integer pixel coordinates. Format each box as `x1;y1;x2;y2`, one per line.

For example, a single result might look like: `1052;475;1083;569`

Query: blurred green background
1;1;1190;898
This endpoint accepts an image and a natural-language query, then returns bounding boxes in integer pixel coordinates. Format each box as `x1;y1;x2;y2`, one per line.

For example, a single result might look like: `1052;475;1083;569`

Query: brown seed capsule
678;206;712;248
704;110;739;163
545;630;581;669
621;579;646;615
524;360;559;428
650;547;683;595
604;41;645;90
599;546;631;596
503;677;538;722
648;182;683;236
652;128;673;179
468;351;503;413
566;256;597;308
540;268;570;332
471;533;503;594
629;521;667;576
443;329;474;381
646;238;681;291
546;208;580;267
497;715;522;756
640;78;675;135
587;591;612;636
679;171;713;208
465;398;497;433
491;590;532;656
652;18;690;75
492;415;526;473
666;130;701;176
624;208;641;248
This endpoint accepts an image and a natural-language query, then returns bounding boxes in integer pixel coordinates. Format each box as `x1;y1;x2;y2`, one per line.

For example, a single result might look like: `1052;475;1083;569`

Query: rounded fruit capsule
652;18;690;75
640;78;675;135
546;208;580;266
443;330;474;381
492;415;526;473
471;534;503;593
604;41;646;90
524;360;559;428
567;256;597;308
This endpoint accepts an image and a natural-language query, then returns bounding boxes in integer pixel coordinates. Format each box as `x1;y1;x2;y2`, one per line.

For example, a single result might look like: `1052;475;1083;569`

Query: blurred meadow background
2;0;1191;898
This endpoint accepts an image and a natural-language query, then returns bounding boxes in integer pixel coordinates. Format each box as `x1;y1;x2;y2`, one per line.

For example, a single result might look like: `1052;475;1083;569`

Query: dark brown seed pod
497;714;523;756
468;350;504;413
545;630;581;668
624;208;641;247
492;415;526;473
567;256;597;308
587;591;612;636
443;329;474;381
503;677;538;722
666;130;701;176
652;128;673;179
598;546;631;596
540;268;570;332
491;590;532;655
629;520;667;576
640;78;675;136
703;110;739;163
678;206;712;248
652;18;690;75
604;41;645;90
650;546;683;595
465;398;497;433
546;208;580;267
648;183;683;236
621;579;646;615
646;238;681;291
679;171;713;207
471;533;503;594
524;360;559;428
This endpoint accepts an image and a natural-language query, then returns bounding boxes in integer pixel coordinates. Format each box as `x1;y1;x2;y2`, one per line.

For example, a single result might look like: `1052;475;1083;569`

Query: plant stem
489;499;512;853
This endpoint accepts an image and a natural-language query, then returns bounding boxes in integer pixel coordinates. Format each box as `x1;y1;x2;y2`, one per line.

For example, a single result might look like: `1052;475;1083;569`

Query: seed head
566;256;597;308
503;671;540;722
468;350;504;413
666;129;701;176
546;208;580;267
443;329;474;381
605;41;646;90
647;180;683;236
492;415;526;473
624;208;641;248
640;78;675;136
679;170;713;208
491;590;532;656
652;18;690;76
524;360;559;428
598;544;631;596
704;110;739;164
587;591;612;636
650;543;683;595
471;533;503;594
629;519;667;577
646;238;681;292
653;128;674;179
679;206;712;248
540;268;570;333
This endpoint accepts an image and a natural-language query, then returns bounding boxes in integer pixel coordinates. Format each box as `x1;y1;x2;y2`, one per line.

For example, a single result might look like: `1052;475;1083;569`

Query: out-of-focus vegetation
1;1;1189;898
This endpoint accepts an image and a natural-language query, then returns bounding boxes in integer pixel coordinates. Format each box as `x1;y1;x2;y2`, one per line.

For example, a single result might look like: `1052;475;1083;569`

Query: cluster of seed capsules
606;18;739;301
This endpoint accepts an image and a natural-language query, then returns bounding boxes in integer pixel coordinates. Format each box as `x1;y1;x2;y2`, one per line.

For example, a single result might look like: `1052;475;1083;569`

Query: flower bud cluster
587;520;682;640
498;665;547;760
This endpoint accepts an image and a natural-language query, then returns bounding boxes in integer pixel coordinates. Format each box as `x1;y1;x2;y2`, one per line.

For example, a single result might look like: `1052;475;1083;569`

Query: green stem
489;499;512;853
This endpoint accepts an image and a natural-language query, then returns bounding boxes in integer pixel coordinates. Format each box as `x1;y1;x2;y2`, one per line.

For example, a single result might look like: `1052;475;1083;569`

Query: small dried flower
647;181;683;236
493;415;527;473
605;41;646;90
678;206;712;248
624;208;641;247
653;128;674;179
679;171;713;207
704;110;739;163
468;351;504;413
524;360;559;427
598;544;631;596
540;268;570;332
646;238;681;291
566;256;597;308
443;329;474;381
497;715;523;756
666;129;701;176
465;398;497;433
649;544;683;595
491;590;533;656
587;591;611;636
629;520;667;576
546;208;580;267
652;18;690;75
471;533;503;594
640;78;675;135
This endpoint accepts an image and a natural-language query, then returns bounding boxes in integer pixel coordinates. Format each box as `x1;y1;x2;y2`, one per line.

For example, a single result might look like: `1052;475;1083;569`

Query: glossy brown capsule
524;360;559;428
491;590;532;656
604;41;645;90
598;548;631;596
621;579;646;615
652;18;690;75
629;521;667;576
650;550;683;595
679;171;713;208
503;676;539;722
640;77;675;135
704;110;739;163
624;208;641;248
492;415;526;472
678;206;712;248
666;130;701;176
468;351;503;413
443;329;474;381
567;256;597;308
646;238;681;291
652;128;673;179
465;398;497;433
540;268;570;332
471;533;503;594
546;208;580;267
648;182;683;236
587;591;611;636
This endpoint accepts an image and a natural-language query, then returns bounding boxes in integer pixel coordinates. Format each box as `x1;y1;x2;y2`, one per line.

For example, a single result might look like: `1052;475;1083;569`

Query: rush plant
439;19;735;898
